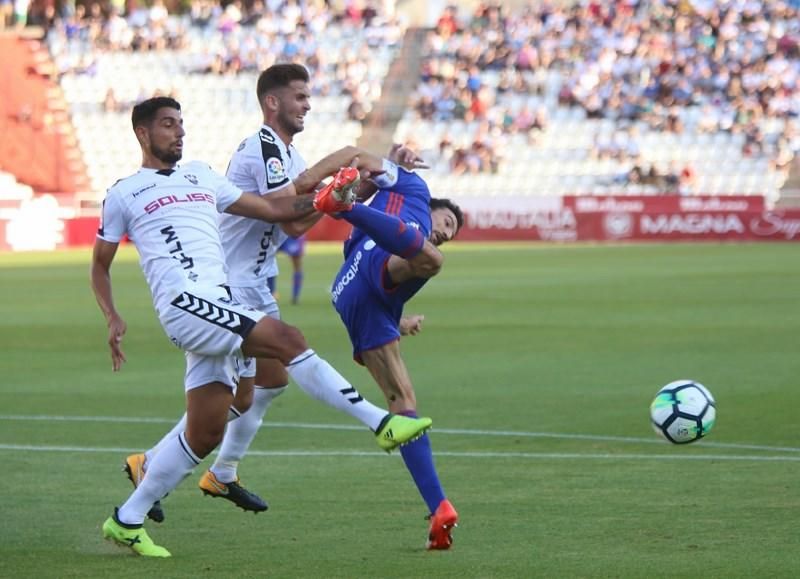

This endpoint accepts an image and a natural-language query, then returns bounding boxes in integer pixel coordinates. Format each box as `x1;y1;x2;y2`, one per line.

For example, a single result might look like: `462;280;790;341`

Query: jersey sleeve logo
266;157;287;184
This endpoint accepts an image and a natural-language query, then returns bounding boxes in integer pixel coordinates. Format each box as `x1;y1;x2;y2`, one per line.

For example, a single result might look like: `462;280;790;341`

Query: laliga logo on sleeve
266;157;286;184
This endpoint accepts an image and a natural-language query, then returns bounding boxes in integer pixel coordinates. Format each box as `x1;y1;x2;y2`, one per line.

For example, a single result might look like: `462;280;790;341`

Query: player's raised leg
361;341;458;549
240;316;432;451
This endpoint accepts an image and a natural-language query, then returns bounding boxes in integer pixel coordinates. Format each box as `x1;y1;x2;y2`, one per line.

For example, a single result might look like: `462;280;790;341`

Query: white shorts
184;350;247;392
228;285;281;379
159;285;266;391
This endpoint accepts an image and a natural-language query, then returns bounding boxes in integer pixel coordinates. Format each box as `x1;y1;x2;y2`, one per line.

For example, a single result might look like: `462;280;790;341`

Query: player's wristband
370;159;399;189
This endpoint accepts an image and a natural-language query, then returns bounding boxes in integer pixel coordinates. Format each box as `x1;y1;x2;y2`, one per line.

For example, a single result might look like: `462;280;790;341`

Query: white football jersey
219;124;307;287
98;161;243;310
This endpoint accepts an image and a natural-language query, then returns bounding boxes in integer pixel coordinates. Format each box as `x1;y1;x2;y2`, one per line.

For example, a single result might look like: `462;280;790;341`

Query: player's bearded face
430;208;459;246
277;81;311;135
148;108;184;164
151;139;183;164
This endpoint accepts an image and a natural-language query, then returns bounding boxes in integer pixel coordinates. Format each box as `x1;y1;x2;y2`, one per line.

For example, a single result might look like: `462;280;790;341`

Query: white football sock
117;432;200;525
286;349;387;431
145;414;186;466
145;406;240;466
210;385;287;483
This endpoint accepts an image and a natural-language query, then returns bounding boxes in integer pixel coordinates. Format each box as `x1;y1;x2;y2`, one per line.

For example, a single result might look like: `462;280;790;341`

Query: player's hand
388;143;429;171
107;314;127;371
399;314;424;336
313;167;360;213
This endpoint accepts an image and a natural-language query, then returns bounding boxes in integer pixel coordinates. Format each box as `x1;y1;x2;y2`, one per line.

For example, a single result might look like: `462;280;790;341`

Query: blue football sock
343;203;425;258
292;271;303;303
399;410;446;514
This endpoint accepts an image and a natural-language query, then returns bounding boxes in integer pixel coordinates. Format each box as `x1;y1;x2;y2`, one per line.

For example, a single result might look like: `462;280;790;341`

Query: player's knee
185;427;225;458
283;325;308;354
243;318;307;362
233;388;253;414
232;377;255;413
255;360;289;388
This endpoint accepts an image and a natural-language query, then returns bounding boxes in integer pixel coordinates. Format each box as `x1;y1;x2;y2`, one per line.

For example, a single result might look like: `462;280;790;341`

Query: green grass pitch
0;242;798;578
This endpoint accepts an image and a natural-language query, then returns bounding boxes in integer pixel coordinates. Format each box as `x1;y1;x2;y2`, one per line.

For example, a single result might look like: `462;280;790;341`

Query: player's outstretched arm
293;146;361;195
226;190;318;223
388;143;429;171
90;239;127;371
281;147;382;235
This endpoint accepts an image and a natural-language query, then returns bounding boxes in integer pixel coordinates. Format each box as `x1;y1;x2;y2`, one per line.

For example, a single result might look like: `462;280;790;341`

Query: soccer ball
650;380;716;444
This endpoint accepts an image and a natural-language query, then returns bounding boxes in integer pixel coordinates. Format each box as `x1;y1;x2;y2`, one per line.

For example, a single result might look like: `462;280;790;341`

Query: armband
370;159;399;189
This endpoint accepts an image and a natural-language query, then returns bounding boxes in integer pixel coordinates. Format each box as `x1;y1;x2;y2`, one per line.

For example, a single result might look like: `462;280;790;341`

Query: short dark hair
131;96;181;130
430;197;464;233
256;64;310;103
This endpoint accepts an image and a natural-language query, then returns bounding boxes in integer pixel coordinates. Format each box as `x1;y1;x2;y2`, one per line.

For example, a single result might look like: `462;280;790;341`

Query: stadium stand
45;0;402;195
0;32;90;198
1;0;798;211
397;1;800;204
0;171;34;211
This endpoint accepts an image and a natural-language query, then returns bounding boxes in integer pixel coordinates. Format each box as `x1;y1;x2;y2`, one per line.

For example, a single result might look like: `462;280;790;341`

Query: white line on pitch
0;443;798;462
1;413;798;454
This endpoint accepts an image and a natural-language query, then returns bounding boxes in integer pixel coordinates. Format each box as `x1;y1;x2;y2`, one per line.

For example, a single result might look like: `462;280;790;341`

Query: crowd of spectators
11;0;800;190
30;0;401;119
409;0;800;180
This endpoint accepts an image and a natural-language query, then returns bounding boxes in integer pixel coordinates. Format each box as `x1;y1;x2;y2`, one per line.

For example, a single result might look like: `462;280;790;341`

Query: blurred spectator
1;0;13;29
102;88;120;113
679;163;697;195
347;97;367;122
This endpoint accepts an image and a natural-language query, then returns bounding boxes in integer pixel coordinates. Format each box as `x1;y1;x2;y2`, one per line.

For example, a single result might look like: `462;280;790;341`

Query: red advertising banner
454;196;800;242
563;195;766;214
1;195;798;250
578;210;800;241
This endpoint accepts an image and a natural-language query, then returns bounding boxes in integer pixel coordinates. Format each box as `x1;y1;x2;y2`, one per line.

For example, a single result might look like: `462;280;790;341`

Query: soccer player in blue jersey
267;234;306;305
317;149;464;550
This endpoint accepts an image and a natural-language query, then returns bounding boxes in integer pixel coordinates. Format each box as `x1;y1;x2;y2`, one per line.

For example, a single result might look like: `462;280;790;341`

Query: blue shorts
279;235;306;258
332;243;402;363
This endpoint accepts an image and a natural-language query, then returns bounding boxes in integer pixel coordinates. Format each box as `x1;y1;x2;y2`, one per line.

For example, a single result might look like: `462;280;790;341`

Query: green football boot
375;414;433;453
102;512;171;558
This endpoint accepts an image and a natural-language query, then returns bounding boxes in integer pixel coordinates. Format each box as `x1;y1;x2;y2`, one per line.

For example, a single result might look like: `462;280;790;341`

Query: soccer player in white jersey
91;96;432;557
199;64;327;509
124;65;382;520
